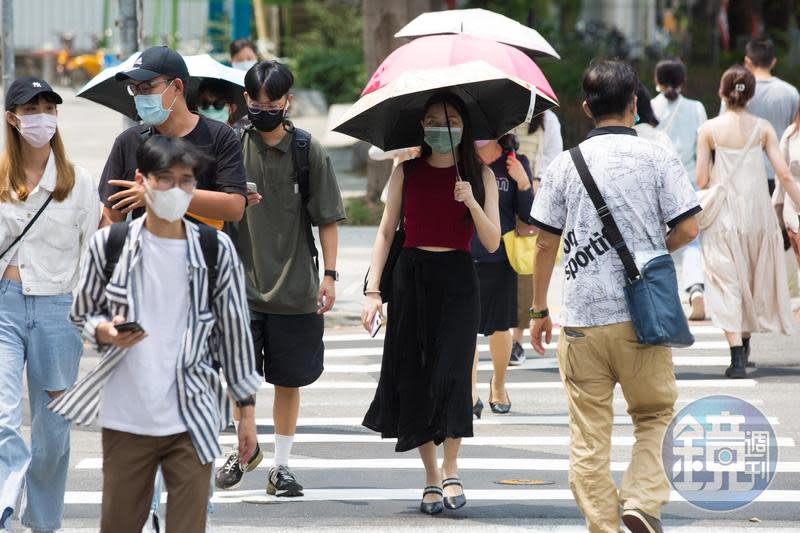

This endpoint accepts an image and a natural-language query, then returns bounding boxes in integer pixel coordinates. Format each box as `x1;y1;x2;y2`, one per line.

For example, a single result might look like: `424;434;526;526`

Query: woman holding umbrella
361;91;501;515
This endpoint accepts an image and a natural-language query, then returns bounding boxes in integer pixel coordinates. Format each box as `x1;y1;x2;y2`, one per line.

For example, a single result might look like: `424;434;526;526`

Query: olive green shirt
237;126;346;315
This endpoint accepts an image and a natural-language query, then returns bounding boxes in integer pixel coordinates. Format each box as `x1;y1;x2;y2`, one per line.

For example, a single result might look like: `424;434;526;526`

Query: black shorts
476;260;518;336
251;311;324;388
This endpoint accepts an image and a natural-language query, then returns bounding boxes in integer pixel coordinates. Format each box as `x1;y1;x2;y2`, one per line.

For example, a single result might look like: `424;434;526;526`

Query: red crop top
402;159;474;252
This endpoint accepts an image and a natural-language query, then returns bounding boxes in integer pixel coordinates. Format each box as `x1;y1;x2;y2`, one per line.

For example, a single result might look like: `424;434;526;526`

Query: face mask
134;81;178;126
232;60;257;71
633;111;641;125
13;113;58;148
249;103;289;133
424;126;462;155
199;105;230;123
144;180;193;223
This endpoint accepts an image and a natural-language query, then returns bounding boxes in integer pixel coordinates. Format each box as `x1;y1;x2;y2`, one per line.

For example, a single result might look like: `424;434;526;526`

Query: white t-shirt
100;229;190;436
531;127;701;327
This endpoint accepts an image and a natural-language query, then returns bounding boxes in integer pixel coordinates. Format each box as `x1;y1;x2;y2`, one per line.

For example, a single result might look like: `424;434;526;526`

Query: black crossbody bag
0;195;54;262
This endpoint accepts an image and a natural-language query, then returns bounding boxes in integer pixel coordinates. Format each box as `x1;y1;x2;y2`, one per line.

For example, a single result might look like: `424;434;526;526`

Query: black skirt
476;259;518;335
362;248;480;452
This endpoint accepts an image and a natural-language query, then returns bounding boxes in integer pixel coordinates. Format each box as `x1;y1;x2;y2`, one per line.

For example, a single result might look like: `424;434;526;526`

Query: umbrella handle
444;105;463;182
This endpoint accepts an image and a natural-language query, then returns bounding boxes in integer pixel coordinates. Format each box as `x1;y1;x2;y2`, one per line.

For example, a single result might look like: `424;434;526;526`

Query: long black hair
419;91;485;211
636;82;659;127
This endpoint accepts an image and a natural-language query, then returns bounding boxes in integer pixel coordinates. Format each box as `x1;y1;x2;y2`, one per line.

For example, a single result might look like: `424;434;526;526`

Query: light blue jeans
0;280;82;531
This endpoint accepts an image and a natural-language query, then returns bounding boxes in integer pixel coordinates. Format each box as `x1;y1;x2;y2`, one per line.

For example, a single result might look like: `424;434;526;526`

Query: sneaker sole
688;294;705;321
622;511;660;533
267;481;304;497
215;449;264;490
508;357;526;367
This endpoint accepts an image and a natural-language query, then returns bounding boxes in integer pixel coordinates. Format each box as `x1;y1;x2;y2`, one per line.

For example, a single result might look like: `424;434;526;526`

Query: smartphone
246;182;258;193
370;313;383;338
115;321;144;333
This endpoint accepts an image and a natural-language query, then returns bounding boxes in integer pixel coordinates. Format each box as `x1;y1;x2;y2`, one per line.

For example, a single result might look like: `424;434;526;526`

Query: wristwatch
324;269;339;281
528;307;549;320
235;396;256;408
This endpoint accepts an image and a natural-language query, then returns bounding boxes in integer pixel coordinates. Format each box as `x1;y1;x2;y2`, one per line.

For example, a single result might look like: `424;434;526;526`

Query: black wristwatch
324;269;339;281
235;396;256;408
528;307;550;320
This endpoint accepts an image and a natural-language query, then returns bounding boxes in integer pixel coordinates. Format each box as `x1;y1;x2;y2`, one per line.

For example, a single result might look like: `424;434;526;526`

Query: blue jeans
0;280;82;531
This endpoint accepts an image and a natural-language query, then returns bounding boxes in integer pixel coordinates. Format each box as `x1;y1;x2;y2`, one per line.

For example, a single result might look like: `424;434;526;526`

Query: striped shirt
48;217;261;464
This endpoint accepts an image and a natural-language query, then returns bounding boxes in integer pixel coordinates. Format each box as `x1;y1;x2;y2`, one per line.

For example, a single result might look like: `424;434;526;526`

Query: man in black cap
98;45;253;228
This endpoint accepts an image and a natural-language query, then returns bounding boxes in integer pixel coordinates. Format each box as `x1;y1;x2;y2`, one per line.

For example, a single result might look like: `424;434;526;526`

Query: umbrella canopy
362;33;558;106
76;52;247;122
333;61;538;151
395;8;560;60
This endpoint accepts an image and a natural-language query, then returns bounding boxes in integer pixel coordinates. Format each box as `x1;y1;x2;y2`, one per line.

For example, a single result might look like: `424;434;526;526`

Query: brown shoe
688;289;705;321
622;509;663;533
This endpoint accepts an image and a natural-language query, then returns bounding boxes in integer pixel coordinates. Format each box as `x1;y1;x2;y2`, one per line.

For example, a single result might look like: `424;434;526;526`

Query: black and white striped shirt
49;217;260;464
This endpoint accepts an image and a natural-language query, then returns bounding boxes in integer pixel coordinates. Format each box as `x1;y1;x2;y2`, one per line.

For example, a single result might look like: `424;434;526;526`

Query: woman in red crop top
361;92;501;515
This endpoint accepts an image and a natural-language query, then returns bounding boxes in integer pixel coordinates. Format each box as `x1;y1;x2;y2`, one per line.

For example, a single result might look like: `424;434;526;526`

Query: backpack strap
103;222;130;282
197;225;219;301
290;128;319;269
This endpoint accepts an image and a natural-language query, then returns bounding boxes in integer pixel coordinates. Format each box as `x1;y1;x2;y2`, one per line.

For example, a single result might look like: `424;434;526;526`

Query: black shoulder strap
399;159;418;231
197;225;219;300
290;128;319;269
568;146;641;282
0;195;53;262
103;222;130;282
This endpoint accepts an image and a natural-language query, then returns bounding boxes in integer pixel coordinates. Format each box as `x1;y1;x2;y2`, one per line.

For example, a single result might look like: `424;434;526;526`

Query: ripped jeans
0;280;82;531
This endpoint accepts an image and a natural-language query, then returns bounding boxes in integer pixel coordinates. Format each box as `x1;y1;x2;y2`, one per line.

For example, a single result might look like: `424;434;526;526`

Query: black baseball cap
115;46;190;83
5;77;63;111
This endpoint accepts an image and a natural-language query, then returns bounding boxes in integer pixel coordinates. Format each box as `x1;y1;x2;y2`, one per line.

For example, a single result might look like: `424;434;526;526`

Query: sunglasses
199;100;227;111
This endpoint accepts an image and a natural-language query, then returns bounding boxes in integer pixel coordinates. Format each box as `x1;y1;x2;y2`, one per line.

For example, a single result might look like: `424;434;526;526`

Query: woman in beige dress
696;65;800;378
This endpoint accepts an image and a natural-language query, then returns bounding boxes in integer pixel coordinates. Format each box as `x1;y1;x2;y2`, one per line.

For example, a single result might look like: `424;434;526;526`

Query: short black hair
745;38;775;68
244;60;294;101
635;82;659;127
582;60;638;120
136;135;209;178
198;78;236;103
230;38;257;58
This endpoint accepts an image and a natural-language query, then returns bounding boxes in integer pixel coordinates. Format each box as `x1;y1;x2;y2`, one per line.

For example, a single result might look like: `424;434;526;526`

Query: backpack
242;125;319;269
103;222;219;301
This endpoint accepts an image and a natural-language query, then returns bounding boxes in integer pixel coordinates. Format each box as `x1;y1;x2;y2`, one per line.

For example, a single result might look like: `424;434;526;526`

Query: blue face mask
134;81;178;126
633;111;641;124
424;126;462;155
199;105;230;123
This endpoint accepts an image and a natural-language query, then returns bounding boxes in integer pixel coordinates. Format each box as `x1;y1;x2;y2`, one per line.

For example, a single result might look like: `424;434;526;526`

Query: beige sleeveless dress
699;119;795;334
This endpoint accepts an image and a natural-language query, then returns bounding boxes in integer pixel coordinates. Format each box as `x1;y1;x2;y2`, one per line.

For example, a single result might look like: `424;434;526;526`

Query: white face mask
144;180;193;223
232;60;257;71
13;113;58;148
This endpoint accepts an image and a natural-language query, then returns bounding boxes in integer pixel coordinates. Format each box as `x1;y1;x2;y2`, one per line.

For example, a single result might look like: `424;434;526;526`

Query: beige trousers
556;321;678;533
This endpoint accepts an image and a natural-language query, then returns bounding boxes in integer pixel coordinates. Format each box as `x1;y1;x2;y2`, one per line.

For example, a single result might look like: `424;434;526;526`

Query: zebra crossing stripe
323;346;732;358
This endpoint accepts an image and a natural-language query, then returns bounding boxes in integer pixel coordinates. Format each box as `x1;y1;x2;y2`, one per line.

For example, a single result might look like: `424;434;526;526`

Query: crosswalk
60;324;798;529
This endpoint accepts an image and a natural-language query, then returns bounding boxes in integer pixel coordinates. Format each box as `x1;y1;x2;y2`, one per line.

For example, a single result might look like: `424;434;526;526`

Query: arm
529;229;560;355
666;215;699;252
765;126;800;210
361;164;404;330
695;125;714;189
462;167;501;252
316;222;339;314
188;189;246;222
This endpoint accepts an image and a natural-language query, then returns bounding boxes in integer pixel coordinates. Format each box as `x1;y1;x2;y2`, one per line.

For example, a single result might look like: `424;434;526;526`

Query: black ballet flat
473;398;484;419
442;478;466;510
420;486;443;515
488;377;511;414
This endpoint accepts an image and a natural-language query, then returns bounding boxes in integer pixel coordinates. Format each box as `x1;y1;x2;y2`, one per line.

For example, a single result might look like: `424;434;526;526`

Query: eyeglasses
199;100;227;111
247;100;288;115
150;175;197;192
126;78;175;96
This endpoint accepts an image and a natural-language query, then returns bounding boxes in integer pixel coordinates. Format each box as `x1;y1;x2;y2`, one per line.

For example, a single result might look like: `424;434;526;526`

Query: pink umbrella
362;34;558;107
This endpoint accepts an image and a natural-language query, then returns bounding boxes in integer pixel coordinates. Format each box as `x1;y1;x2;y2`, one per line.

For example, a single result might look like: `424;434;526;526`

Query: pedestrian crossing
60;324;800;530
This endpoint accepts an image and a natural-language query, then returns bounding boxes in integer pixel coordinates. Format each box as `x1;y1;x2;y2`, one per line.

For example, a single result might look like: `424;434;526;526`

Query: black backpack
242;125;319;269
103;222;219;300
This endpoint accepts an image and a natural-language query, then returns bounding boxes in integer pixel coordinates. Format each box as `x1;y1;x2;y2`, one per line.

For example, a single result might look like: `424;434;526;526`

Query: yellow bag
503;219;538;275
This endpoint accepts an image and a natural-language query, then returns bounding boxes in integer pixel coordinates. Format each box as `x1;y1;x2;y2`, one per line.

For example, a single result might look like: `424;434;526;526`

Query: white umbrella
76;52;247;121
395;8;560;60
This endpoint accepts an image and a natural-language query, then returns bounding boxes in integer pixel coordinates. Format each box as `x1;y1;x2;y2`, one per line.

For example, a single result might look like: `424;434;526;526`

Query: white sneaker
688;289;706;321
141;511;160;533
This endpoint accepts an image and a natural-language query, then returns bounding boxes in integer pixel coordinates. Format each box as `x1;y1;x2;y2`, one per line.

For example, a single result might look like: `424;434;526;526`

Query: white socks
273;433;294;467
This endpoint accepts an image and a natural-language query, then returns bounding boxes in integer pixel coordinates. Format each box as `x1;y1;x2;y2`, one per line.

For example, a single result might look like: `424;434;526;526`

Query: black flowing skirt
362;248;480;452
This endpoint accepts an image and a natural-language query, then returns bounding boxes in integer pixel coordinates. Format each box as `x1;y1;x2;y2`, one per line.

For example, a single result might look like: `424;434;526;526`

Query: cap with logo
5;77;63;111
115;46;190;84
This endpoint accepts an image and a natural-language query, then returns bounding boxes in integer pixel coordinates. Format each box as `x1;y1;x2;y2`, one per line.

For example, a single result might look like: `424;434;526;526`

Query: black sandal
420;486;443;515
442;478;466;510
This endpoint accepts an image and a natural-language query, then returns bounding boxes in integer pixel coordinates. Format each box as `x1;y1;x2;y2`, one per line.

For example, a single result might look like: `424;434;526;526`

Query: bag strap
569;146;641;283
0;194;54;262
399;159;418;231
197;224;219;300
103;222;130;282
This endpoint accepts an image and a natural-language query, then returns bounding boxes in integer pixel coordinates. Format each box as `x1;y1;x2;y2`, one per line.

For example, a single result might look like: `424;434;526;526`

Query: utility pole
1;0;14;95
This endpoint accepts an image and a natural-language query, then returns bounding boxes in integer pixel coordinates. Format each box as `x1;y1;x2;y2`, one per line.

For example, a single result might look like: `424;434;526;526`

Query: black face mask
249;107;287;132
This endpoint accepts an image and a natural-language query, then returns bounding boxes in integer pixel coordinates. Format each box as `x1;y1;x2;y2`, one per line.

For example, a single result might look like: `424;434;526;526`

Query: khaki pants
556;321;677;533
101;429;212;533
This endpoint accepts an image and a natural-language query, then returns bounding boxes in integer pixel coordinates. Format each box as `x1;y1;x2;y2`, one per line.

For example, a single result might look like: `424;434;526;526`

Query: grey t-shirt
530;127;700;327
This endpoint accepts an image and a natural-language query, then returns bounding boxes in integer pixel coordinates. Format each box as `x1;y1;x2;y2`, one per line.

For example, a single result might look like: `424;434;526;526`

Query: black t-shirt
98;115;247;219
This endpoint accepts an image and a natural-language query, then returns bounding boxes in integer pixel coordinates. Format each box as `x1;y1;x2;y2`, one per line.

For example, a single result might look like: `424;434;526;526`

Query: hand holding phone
114;321;144;333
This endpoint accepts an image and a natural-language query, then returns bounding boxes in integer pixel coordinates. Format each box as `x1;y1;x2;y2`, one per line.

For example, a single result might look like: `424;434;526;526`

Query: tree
362;0;441;203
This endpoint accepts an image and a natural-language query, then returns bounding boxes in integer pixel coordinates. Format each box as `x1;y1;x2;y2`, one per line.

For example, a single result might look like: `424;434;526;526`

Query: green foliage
342;196;384;226
291;0;365;104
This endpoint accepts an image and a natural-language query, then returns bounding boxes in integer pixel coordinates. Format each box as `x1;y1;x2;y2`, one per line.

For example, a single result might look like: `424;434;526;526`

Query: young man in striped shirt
49;136;260;533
